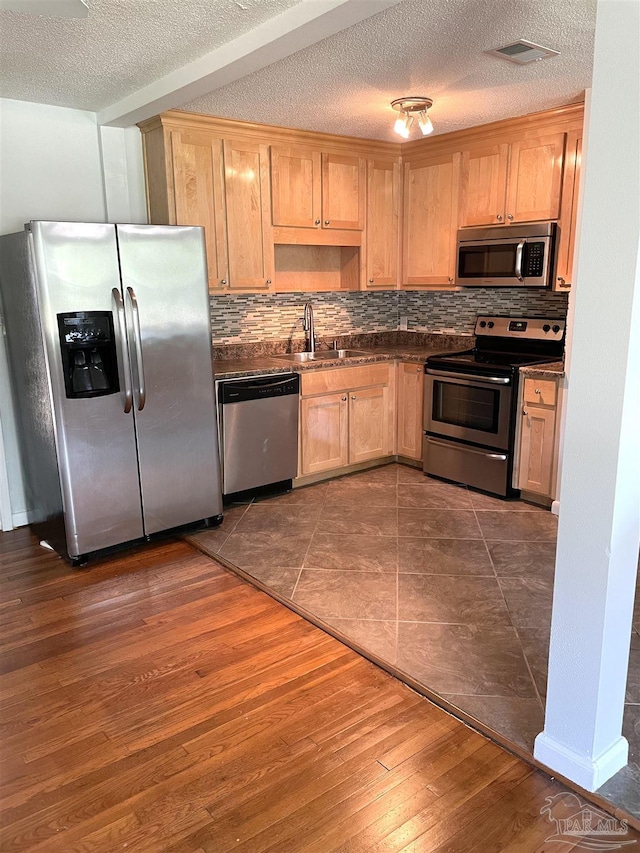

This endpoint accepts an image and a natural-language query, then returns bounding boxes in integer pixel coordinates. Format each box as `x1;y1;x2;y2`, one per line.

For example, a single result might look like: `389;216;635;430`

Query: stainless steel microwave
456;222;557;287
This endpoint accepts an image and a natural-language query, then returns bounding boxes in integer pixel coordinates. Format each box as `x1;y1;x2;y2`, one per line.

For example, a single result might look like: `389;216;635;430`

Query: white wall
0;98;147;527
0;99;106;234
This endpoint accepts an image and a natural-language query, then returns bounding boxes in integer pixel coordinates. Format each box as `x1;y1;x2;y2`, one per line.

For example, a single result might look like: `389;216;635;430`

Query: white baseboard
534;731;628;791
551;499;560;516
11;510;29;529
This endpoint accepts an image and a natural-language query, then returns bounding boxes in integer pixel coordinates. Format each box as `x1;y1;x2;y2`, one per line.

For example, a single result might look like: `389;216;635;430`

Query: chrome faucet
303;301;315;353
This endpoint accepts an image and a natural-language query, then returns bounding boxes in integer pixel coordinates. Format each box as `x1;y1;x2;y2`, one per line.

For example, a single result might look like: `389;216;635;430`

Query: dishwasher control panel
219;373;299;404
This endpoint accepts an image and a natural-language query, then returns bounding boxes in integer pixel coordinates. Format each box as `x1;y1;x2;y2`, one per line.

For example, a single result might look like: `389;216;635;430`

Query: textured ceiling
0;0;595;138
183;0;596;140
0;0;304;110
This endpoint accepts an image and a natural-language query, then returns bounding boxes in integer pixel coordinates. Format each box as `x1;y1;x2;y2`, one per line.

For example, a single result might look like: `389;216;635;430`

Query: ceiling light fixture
391;97;434;138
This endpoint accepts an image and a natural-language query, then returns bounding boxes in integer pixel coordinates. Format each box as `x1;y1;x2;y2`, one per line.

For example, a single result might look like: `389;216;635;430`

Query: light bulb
394;113;408;137
418;110;434;135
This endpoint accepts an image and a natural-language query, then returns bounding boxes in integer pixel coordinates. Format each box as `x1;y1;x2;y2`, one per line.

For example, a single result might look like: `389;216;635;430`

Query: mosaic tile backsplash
209;289;568;344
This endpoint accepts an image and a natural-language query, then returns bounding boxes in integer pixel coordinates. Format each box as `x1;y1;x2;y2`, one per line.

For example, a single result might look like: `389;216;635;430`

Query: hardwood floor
1;529;637;852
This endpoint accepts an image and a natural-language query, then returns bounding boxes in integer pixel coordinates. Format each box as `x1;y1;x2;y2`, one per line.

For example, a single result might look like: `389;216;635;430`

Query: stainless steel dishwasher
217;374;300;495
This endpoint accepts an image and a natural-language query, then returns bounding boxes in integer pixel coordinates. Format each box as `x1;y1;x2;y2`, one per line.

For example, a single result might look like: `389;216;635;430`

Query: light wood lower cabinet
396;362;424;460
300;393;348;474
517;376;560;497
299;364;394;476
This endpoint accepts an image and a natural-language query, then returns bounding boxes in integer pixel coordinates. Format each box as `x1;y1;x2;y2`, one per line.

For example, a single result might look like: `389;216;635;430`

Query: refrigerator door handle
126;286;146;411
111;287;133;414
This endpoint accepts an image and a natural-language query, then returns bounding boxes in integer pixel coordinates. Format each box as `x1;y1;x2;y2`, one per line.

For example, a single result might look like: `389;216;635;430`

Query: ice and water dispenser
57;312;119;398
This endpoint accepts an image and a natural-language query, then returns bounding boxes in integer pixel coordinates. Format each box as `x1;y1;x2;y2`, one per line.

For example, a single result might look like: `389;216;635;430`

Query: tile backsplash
209;289;568;344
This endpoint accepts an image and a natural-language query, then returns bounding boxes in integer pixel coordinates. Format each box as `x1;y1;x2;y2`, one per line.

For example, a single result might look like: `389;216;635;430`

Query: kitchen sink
272;349;370;363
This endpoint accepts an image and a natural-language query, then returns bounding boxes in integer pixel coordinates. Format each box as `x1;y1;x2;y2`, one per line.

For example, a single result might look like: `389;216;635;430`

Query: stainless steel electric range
423;315;565;497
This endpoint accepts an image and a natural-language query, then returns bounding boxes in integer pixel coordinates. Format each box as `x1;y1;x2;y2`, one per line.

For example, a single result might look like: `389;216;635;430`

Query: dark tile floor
186;462;640;819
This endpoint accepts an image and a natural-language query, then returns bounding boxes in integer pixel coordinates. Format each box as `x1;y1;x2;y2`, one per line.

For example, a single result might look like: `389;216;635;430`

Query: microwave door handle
515;240;525;282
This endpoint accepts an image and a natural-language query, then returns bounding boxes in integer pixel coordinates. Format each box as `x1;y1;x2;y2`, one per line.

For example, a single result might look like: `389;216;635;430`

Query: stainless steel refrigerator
0;221;223;565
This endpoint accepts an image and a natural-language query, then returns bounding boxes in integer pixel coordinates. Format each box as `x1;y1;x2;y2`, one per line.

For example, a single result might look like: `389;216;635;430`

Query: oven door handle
425;437;508;462
515;240;525;282
426;368;511;385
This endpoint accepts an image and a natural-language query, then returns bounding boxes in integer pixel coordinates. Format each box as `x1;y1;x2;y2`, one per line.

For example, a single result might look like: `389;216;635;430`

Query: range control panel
474;316;565;342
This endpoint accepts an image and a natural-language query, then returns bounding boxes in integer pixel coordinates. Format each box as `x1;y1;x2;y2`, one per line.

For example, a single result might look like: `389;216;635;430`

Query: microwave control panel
523;242;546;278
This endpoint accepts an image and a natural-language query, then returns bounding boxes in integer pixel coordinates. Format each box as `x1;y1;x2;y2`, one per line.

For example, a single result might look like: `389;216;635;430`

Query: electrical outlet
399;315;408;331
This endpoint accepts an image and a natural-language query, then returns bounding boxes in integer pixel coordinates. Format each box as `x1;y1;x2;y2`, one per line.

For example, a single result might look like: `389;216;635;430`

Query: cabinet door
365;158;401;288
519;406;556;495
459;144;509;227
270;145;321;228
171;129;228;291
348;386;390;464
402;153;461;286
223;138;274;290
300;393;348;475
321;153;366;230
555;133;582;290
397;362;424;460
506;133;565;223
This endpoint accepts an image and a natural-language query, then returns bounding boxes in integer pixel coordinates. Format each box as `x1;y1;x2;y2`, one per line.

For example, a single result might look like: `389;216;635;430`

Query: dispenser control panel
57;311;120;399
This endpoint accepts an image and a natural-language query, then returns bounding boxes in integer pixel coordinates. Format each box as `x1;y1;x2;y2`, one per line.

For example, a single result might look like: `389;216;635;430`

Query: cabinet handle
324;220;330;226
416;367;421;373
351;395;356;400
448;277;454;284
314;219;321;226
535;388;541;395
523;408;528;416
341;396;347;402
369;278;374;284
557;276;568;287
496;214;503;222
507;214;514;221
220;279;227;285
266;279;272;285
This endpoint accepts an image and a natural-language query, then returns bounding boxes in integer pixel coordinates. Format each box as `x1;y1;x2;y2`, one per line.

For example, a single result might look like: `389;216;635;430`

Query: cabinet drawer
301;363;390;397
523;378;557;407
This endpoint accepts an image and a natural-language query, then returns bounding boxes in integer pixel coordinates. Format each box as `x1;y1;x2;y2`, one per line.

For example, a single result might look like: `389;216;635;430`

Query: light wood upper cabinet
460;134;565;227
396;362;424;461
555;132;582;290
170;129;228;290
321;153;366;230
402;152;460;287
223;138;274;291
270;147;365;234
506;133;565;223
365;158;401;288
270;145;321;228
459;144;509;227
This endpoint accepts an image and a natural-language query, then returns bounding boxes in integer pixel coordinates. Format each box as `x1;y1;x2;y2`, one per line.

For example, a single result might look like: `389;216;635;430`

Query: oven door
424;368;513;450
456;236;551;287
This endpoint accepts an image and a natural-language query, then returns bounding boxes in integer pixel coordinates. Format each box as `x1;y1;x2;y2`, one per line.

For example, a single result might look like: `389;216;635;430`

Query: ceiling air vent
486;40;560;65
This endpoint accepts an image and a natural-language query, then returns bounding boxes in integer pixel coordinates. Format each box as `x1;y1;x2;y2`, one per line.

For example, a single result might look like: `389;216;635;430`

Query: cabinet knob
557;276;567;287
220;279;227;285
369;278;374;284
507;214;514;221
416;367;421;373
324;220;330;226
314;219;321;226
342;396;347;402
448;277;454;284
351;395;356;400
266;279;272;285
496;214;503;222
523;408;528;416
535;388;541;395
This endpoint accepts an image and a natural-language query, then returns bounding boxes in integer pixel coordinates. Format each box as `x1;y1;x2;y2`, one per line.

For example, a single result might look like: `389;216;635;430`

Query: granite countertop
214;345;466;380
519;361;565;378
